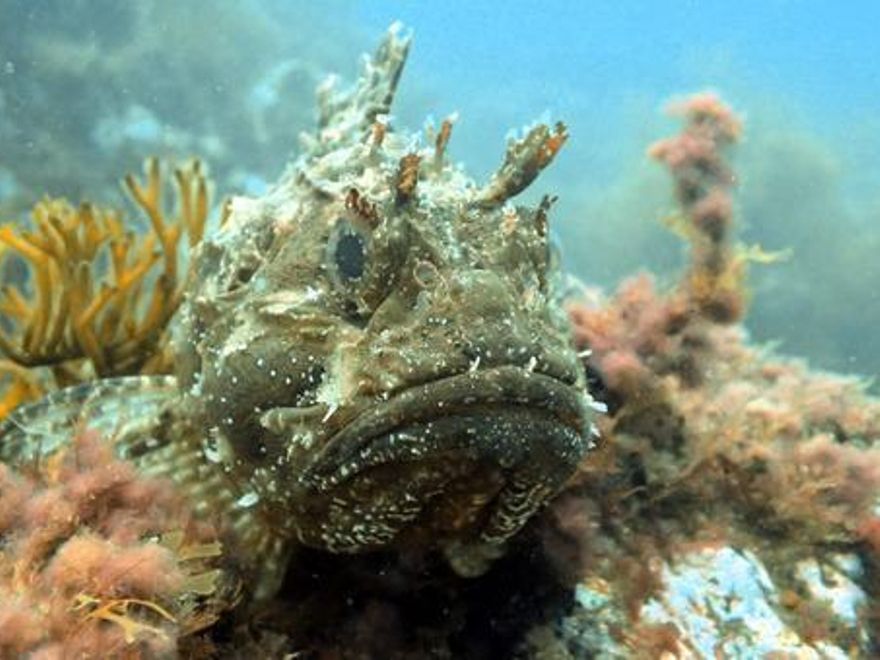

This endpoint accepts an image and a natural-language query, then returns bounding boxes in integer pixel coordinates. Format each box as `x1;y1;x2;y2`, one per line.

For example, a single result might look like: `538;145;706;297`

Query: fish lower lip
301;365;590;490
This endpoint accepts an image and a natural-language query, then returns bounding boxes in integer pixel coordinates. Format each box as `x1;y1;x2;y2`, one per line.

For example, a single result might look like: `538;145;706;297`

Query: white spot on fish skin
303;285;321;302
322;404;338;423
235;491;260;508
204;443;222;463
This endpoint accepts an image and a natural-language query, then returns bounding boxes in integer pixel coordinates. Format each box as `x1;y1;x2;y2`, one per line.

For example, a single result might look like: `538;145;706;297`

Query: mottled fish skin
0;24;596;598
0;376;178;464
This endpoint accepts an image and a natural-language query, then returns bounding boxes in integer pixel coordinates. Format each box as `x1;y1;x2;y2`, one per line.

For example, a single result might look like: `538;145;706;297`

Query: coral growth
567;95;752;451
0;430;234;658
559;93;880;654
0;159;209;416
0;359;42;420
647;92;745;324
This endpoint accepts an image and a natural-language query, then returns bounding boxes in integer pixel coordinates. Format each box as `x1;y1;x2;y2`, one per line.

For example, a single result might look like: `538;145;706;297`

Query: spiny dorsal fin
475;122;568;209
312;22;412;153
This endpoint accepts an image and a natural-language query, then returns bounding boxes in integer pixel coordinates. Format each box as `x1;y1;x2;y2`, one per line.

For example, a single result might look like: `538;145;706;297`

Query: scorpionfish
0;24;597;599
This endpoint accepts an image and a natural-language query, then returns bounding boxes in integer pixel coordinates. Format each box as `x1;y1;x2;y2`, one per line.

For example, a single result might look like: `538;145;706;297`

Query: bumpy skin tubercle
0;24;596;599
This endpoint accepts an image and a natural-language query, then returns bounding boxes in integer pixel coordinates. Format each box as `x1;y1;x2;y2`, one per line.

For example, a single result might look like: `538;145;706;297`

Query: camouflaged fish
0;25;596;599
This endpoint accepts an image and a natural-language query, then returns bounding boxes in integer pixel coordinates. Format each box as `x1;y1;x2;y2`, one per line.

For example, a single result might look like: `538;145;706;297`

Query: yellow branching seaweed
0;359;44;419
0;159;209;392
72;593;176;644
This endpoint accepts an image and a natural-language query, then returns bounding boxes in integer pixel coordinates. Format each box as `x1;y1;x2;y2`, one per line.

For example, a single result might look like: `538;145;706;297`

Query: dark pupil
335;230;366;281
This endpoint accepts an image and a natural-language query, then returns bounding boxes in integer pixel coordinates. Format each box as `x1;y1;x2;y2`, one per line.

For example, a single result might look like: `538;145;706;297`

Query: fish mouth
301;365;591;492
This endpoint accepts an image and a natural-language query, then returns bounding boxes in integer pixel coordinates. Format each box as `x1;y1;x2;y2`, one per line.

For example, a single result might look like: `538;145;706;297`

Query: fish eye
329;220;368;283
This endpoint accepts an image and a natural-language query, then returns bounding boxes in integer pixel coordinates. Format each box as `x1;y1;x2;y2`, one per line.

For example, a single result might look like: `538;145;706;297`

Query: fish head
177;24;597;569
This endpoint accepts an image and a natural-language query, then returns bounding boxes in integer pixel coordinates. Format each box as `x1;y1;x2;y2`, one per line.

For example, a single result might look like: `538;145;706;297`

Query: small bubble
3;61;14;75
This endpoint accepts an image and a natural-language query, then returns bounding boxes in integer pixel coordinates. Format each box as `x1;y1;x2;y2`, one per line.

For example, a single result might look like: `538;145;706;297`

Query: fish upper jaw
302;365;590;491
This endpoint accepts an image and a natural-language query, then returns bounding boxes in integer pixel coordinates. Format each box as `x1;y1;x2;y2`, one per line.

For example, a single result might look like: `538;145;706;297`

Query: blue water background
4;0;879;374
352;0;879;177
340;1;880;374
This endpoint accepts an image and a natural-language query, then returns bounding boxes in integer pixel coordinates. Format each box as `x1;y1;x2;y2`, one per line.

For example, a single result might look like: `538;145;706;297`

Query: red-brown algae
559;93;880;655
0;431;230;658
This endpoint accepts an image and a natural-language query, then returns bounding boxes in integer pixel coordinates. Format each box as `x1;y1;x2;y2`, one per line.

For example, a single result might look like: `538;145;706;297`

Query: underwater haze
3;2;880;657
2;0;879;379
356;0;880;381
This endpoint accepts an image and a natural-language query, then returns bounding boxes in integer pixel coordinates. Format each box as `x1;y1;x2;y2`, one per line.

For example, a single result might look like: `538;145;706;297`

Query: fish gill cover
0;9;878;660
